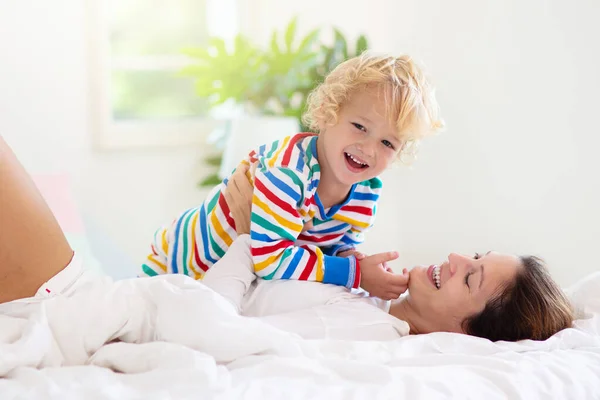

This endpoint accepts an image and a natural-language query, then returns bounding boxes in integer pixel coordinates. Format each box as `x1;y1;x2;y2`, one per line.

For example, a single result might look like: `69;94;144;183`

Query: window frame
85;0;241;149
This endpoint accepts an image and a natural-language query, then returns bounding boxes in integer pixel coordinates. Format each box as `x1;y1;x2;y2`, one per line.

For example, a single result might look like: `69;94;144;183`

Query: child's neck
315;135;353;209
316;169;352;210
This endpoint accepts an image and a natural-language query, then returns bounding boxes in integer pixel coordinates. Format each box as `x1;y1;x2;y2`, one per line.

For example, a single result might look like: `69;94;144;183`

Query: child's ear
317;118;327;133
317;113;337;132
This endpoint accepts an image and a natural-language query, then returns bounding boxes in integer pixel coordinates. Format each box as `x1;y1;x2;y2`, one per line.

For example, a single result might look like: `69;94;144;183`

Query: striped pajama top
141;133;382;289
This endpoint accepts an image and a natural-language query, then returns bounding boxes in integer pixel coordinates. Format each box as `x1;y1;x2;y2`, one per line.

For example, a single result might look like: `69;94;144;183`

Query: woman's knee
0;136;73;303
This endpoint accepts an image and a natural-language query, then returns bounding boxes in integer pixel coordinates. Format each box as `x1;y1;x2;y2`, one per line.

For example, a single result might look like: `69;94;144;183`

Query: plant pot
218;115;300;178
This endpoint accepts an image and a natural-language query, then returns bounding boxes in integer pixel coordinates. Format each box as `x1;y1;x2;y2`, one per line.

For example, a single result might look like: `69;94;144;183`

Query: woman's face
404;252;521;334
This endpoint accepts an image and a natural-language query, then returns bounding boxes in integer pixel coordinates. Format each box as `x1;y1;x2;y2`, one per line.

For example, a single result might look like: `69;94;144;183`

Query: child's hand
358;251;409;300
338;249;366;260
339;250;394;273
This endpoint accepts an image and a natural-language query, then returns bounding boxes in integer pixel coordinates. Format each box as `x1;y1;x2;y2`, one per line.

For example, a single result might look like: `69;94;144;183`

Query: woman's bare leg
0;135;73;303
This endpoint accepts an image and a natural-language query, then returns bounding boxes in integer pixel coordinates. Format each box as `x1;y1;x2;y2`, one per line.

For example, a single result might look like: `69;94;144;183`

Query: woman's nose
448;253;462;262
447;253;469;274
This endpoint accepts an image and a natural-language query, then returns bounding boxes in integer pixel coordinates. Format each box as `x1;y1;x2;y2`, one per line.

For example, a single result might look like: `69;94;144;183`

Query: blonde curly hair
303;52;444;161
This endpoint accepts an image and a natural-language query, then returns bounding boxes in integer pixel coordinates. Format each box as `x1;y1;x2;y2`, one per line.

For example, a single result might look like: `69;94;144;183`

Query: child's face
318;87;401;188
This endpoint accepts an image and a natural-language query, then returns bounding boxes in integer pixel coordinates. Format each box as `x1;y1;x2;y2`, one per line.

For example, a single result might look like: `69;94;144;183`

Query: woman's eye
465;271;473;287
382;140;395;149
473;252;481;260
352;122;366;132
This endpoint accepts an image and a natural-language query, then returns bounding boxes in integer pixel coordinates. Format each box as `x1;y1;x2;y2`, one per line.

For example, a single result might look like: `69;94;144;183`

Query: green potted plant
181;18;369;186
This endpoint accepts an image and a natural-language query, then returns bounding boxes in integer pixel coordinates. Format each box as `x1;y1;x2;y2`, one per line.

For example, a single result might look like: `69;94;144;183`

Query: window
87;0;239;148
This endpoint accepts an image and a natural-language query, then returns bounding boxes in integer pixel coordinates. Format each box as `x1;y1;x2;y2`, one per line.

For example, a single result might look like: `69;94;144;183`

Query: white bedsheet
1;271;599;399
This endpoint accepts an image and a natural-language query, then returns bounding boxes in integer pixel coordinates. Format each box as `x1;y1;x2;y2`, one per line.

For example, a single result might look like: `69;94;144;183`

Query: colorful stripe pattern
140;133;382;289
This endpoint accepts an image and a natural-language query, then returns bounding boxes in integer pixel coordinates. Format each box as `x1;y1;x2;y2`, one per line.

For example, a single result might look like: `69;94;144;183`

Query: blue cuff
323;255;357;289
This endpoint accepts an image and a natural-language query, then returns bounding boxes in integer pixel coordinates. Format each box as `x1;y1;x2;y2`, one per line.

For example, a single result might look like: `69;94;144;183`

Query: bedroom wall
1;0;598;285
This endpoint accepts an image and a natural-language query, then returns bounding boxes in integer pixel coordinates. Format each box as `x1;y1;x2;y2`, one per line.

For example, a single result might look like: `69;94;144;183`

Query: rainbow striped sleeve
139;206;206;280
321;227;366;256
250;166;360;289
140;225;170;277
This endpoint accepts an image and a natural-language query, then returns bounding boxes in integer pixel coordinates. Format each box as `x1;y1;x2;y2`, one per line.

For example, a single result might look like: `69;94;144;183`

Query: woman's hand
223;163;254;235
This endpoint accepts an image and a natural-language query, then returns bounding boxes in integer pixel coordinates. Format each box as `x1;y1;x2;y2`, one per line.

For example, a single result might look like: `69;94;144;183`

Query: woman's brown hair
463;256;574;342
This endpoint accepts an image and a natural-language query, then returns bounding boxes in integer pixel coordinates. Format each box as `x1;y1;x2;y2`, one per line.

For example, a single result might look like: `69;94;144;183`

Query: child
140;52;443;300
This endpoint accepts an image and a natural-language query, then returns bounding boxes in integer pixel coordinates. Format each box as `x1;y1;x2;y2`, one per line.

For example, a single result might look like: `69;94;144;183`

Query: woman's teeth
433;265;441;289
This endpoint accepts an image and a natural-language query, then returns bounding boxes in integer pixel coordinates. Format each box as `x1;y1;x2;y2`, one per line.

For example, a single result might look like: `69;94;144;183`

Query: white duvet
1;267;599;399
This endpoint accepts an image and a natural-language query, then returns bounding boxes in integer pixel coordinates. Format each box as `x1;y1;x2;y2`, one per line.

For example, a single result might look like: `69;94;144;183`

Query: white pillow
565;272;600;318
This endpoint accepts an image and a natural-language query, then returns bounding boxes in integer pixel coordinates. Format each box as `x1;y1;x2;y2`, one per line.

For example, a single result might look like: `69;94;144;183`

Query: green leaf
333;28;348;60
209;37;227;55
321;44;334;74
283;107;303;120
270;31;281;56
198;173;222;187
205;154;223;167
234;34;245;53
284;17;298;51
297;28;320;55
355;35;368;55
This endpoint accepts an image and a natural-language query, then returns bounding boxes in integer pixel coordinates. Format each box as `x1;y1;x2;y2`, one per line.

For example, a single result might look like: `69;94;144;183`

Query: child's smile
344;151;370;172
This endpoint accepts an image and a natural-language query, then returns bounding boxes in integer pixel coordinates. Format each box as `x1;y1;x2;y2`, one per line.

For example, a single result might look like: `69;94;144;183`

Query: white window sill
92;119;218;150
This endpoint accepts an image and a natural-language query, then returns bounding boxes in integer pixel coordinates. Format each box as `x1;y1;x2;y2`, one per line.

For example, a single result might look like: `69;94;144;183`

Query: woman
0;136;574;342
207;166;576;342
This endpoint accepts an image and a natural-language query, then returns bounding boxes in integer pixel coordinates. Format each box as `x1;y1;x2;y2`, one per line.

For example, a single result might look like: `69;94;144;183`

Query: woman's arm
223;164;312;236
222;164;254;235
0;136;73;303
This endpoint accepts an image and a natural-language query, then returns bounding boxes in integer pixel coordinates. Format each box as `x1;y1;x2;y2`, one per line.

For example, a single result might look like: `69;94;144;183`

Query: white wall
248;0;600;286
1;0;598;285
0;1;210;277
387;0;600;287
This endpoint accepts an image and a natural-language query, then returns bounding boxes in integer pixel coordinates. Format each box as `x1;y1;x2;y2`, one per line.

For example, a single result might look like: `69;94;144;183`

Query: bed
0;270;599;399
0;176;598;400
